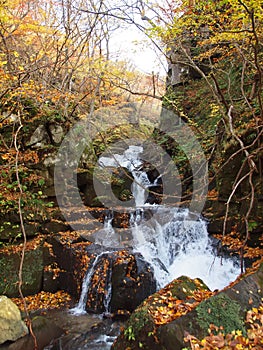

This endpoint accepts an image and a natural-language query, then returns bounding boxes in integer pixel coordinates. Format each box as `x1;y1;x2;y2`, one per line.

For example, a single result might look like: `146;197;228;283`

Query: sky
110;24;167;77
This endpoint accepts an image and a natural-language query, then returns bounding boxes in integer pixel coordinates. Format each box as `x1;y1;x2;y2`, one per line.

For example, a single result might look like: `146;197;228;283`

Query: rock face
112;276;209;350
110;251;156;314
0;207;156;306
50;234;157;314
0;243;44;297
112;263;263;350
0;316;64;350
0;296;28;345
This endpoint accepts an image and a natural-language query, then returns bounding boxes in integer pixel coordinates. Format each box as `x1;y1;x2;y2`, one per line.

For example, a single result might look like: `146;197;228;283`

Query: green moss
169;276;209;300
127;305;151;336
0;247;43;297
196;293;246;335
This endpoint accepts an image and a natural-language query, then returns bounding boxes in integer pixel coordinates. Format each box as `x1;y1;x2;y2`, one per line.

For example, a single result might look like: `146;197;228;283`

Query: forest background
0;0;263;348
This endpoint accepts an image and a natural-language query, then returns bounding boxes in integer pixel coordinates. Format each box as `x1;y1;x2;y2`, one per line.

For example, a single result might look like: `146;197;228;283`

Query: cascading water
72;145;241;303
99;145;151;207
130;207;240;291
71;252;112;315
97;145;241;291
68;144;241;349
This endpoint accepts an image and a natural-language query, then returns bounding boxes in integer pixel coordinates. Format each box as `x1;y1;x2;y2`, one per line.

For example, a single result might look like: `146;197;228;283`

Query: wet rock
113;264;263;350
49;233;156;314
44;309;122;350
76;248;156;314
0;296;28;345
48;233;92;299
146;185;163;205
112;276;208;350
110;251;156;314
0;315;64;350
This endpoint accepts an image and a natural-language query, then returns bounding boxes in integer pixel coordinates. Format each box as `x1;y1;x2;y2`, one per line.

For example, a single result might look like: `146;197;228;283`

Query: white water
95;211;120;247
97;145;241;291
70;252;111;315
99;145;151;206
130;207;240;291
72;145;241;317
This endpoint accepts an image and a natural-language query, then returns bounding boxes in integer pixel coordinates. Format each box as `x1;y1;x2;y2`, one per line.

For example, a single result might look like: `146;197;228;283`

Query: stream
46;145;241;349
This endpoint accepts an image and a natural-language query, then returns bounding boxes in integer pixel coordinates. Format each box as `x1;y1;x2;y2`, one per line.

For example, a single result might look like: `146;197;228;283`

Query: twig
223;106;257;273
14;118;38;350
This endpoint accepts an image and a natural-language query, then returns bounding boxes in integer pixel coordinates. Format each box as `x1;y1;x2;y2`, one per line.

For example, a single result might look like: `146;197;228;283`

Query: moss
169;276;209;300
127;305;151;336
0;247;43;297
196;293;246;335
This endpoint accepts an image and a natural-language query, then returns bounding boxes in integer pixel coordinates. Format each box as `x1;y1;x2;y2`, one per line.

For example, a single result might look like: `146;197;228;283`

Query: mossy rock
168;276;209;299
114;266;263;350
157;293;246;350
112;304;159;350
0;222;40;241
158;264;263;349
196;293;245;334
112;276;209;350
0;244;44;297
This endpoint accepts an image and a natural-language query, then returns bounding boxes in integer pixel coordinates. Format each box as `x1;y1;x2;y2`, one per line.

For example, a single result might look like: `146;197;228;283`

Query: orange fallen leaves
184;304;263;349
148;288;215;326
12;291;72;312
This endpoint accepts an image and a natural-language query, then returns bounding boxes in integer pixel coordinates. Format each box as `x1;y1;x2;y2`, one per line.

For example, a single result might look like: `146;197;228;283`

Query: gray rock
0;315;64;350
0;296;28;345
27;125;48;148
49;124;64;144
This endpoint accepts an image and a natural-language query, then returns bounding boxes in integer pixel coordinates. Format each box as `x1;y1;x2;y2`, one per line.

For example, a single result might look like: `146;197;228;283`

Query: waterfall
129;207;240;291
103;260;113;316
70;252;112;315
72;145;241;316
95;211;120;247
97;145;241;291
99;145;150;205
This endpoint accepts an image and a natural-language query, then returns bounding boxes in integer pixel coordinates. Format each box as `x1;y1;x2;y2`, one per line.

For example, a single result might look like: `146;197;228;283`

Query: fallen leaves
214;231;263;264
0;235;45;255
184;303;263;349
150;298;194;325
12;290;72;312
147;288;215;326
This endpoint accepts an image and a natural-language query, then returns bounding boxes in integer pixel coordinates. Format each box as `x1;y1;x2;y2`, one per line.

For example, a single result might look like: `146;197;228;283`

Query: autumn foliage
185;303;263;349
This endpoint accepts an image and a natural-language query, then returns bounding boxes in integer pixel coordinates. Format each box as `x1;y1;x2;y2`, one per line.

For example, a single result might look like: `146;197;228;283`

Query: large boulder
112;264;263;350
0;296;28;345
110;251;156;314
0;241;44;297
49;233;156;314
112;276;209;350
0;316;64;350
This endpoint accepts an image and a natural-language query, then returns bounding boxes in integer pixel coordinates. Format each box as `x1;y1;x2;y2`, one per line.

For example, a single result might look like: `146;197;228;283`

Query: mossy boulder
112;276;209;350
157;292;247;349
0;296;28;345
195;294;245;334
113;265;263;350
0;242;44;297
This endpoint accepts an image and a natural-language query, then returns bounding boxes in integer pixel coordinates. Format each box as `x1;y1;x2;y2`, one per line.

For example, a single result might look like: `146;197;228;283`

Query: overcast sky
110;24;167;76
